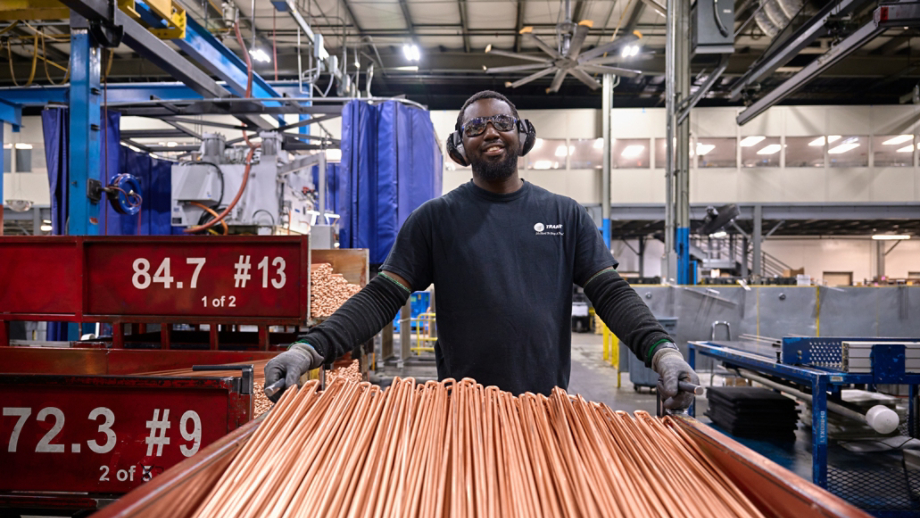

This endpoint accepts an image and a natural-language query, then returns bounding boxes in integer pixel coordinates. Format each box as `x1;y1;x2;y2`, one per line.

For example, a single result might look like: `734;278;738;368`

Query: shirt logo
534;222;563;236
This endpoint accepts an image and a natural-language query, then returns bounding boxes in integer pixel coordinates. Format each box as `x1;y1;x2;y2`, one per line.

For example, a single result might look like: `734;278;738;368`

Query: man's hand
652;347;700;411
264;343;324;402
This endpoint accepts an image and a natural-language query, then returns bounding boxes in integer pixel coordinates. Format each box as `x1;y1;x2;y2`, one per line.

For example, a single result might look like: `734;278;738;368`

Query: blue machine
689;337;920;517
392;292;432;333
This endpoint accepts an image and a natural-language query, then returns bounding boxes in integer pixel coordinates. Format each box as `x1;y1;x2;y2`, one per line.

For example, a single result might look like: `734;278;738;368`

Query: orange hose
188;201;229;235
184;20;259;234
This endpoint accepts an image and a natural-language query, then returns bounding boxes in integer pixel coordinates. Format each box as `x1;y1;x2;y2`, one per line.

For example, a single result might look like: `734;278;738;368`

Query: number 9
179;411;202;457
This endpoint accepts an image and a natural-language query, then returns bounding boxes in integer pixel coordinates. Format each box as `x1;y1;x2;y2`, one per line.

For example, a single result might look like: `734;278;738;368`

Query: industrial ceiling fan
483;0;644;93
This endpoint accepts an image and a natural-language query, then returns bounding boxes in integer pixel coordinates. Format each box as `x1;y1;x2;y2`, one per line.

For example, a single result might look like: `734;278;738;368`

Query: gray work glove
653;347;700;411
264;342;324;403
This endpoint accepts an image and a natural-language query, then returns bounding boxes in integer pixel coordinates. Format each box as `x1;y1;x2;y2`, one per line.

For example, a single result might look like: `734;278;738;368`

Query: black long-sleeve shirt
300;181;675;395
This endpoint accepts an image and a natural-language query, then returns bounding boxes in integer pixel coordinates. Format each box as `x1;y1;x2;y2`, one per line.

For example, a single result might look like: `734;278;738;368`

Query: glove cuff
651;346;682;372
291;342;325;370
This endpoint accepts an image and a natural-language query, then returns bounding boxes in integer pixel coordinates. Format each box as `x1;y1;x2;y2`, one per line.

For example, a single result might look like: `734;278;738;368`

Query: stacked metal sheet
706;387;799;441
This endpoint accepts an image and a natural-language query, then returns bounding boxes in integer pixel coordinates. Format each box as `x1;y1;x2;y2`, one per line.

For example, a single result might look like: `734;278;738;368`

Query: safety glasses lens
463;115;516;137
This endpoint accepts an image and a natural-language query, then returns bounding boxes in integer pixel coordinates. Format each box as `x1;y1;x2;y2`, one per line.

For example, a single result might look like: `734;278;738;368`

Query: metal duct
777;0;805;19
763;0;791;29
755;8;781;37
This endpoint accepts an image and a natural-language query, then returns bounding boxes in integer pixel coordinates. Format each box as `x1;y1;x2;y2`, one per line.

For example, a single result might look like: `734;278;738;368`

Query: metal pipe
602;74;613;250
663;0;678;282
736;368;899;434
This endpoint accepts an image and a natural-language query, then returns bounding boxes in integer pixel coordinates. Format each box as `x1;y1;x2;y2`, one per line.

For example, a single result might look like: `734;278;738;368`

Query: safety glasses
461;114;518;138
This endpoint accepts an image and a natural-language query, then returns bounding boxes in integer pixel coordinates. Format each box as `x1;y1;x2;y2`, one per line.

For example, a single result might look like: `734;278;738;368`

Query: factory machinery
170;132;340;248
690;337;920;517
0;235;367;515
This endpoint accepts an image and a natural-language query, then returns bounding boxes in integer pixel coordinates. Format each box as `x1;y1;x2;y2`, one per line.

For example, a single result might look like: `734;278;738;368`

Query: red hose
184;20;259;234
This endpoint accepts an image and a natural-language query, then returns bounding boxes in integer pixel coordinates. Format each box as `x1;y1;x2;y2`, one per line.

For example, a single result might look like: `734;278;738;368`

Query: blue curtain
340;100;443;264
41;109;181;340
42;107;121;236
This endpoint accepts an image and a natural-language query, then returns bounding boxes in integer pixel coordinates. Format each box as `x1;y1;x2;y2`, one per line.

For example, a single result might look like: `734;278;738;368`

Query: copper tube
182;377;776;518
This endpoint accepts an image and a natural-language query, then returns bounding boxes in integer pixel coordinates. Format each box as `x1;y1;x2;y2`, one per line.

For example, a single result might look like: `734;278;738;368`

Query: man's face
460;98;520;181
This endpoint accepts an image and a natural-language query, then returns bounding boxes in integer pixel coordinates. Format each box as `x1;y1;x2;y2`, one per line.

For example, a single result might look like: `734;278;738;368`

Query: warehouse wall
610;237;920;283
431;104;920;204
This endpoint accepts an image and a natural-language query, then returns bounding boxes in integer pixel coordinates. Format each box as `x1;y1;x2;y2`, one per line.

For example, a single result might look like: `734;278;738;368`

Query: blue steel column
811;375;829;487
68;14;102;236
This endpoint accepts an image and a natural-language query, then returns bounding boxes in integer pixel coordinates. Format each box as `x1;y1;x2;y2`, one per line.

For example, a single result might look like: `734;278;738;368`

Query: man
265;91;699;410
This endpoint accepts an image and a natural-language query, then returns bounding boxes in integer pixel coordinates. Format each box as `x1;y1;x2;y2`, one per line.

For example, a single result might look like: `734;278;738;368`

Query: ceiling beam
458;0;471;53
397;0;416;39
514;0;525;52
339;0;365;35
870;30;915;55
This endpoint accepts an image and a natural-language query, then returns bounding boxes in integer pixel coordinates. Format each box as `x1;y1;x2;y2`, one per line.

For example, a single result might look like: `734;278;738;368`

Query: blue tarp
339;101;442;264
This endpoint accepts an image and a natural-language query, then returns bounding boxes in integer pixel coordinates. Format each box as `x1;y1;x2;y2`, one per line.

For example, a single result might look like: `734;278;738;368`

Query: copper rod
179;377;772;518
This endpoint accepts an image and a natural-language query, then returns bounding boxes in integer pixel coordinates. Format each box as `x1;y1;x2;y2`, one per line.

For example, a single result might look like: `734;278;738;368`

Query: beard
471;149;518;182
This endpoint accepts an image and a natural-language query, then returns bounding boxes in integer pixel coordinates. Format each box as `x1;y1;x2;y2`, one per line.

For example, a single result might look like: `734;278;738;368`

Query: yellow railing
409;310;437;355
601;323;621;388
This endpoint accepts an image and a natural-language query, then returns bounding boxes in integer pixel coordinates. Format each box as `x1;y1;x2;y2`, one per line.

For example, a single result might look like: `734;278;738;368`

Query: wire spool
106;173;143;215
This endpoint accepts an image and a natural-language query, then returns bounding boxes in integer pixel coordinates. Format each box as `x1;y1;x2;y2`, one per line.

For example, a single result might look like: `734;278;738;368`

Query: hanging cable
184;18;259;234
190;201;229;235
40;29;70;85
7;31;39;87
273;8;278;81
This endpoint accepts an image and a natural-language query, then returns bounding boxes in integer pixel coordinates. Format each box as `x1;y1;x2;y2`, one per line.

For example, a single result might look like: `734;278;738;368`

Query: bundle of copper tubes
311;263;362;317
191;377;764;518
141;360;362;419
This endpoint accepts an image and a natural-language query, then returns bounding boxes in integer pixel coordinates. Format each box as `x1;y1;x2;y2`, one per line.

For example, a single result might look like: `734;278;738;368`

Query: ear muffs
518;119;537;157
446;118;537;168
446;131;469;167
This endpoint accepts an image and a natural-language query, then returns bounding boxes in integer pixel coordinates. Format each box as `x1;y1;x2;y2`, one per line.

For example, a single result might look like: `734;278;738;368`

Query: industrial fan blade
524;33;563;59
548;69;569;92
583;55;628;65
484;47;550;63
506;66;557;88
578;34;639;62
569;68;602;89
577;64;642;77
485;63;553;74
567;24;591;59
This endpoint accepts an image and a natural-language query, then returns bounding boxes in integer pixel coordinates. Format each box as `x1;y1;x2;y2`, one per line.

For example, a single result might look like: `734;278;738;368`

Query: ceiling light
621;145;645;158
696;143;715;156
40;224;52;232
710;231;727;238
740;136;765;147
248;48;271;63
828;143;859;154
392;66;418;71
872;234;911;240
533;138;544;149
809;135;841;147
593;138;604;150
166;142;177;148
14;143;32;150
402;44;420;62
757;144;781;155
533;160;553;169
897;144;915;153
620;44;639;58
883;135;913;146
555;145;569;158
